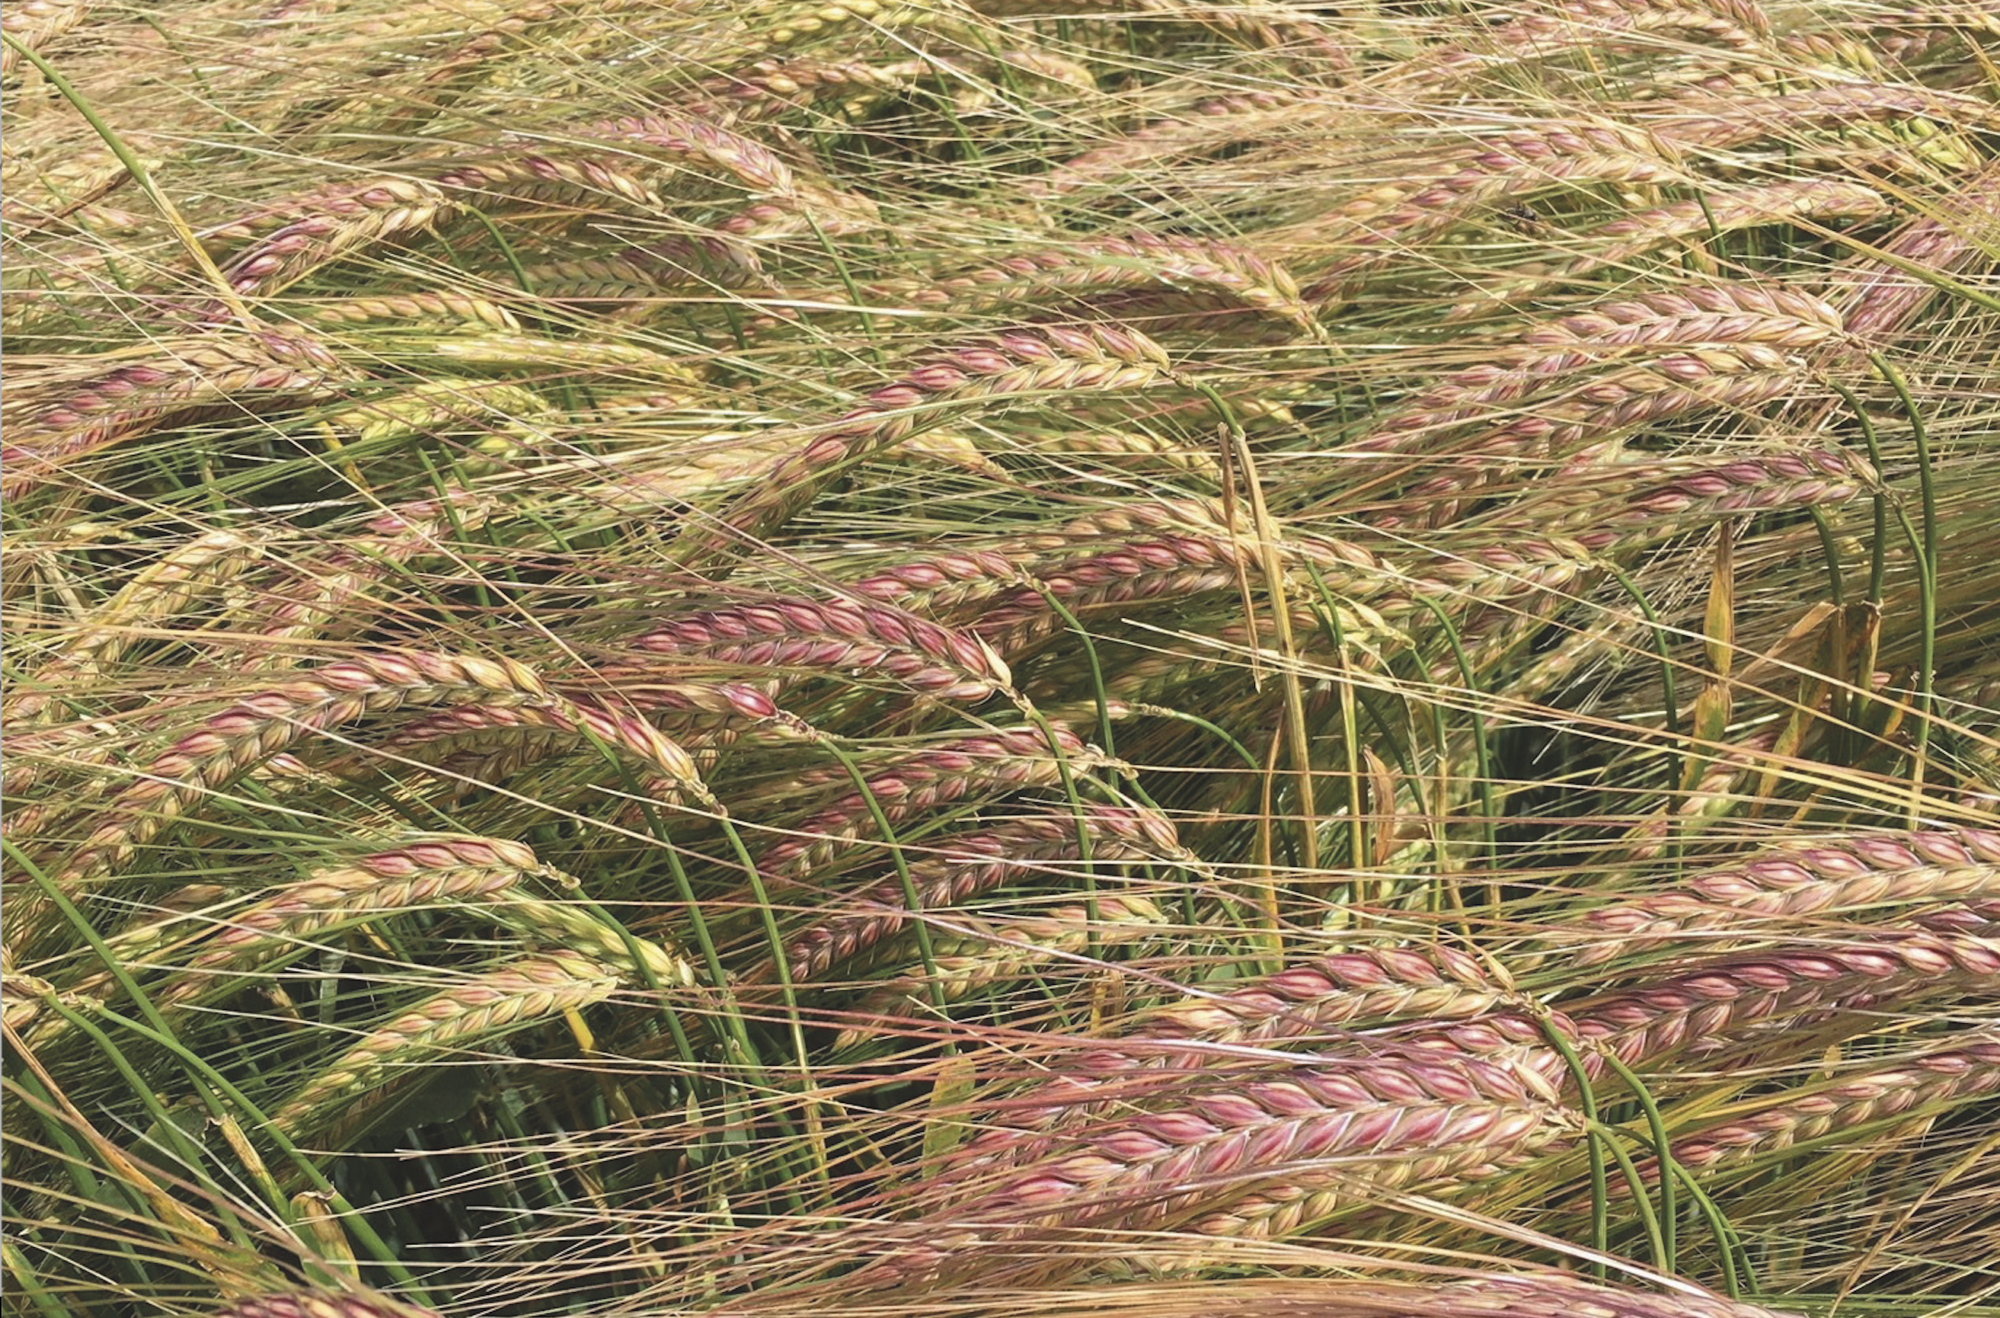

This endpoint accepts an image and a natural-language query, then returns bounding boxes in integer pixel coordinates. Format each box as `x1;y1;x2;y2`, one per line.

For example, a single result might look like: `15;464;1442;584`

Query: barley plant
5;0;1999;1314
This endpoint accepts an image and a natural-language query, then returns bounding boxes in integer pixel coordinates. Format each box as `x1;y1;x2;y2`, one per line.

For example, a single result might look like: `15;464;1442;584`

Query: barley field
4;1;1998;1315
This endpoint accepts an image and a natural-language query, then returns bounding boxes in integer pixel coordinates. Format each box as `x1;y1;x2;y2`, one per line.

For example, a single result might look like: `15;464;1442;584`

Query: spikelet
1572;931;2000;1065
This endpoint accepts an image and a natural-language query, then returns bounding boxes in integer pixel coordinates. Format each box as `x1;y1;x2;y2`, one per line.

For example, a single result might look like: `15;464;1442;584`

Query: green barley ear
267;953;622;1140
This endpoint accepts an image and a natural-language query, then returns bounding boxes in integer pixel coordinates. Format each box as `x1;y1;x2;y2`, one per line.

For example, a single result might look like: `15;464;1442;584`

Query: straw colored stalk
871;1051;1566;1281
761;805;1182;984
623;596;1010;701
5;529;271;726
1124;944;1505;1044
1558;828;2000;965
862;234;1318;339
55;650;561;886
758;725;1101;881
1635;1035;2000;1183
1570;930;2000;1066
711;323;1173;548
1449;180;1894;321
833;894;1166;1045
2;333;347;499
266;952;621;1138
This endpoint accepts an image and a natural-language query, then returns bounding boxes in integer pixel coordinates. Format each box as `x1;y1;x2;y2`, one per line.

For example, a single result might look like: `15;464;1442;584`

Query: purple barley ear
1302;123;1688;303
1553;827;2000;966
620;595;1010;701
212;1292;439;1318
1392;0;1770;95
751;803;1182;985
1451;179;1893;321
1409;1273;1803;1318
24;835;545;1026
1123;942;1505;1043
699;322;1174;552
46;650;631;895
679;56;927;125
1834;157;2000;340
862;231;1318;340
756;724;1107;883
3;331;348;501
1355;285;1846;459
5;528;274;727
1572;931;2000;1066
267;952;621;1138
855;1049;1569;1285
1613;1034;2000;1190
1647;81;1987;153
